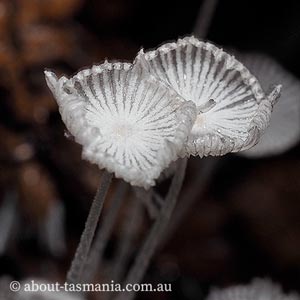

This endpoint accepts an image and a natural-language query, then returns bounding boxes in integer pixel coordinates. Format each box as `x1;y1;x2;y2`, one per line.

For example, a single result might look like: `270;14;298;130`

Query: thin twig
116;158;188;300
66;170;113;284
194;0;219;38
82;180;128;282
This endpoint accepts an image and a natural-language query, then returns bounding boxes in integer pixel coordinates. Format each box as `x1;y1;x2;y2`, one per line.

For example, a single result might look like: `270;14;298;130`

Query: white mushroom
136;36;281;157
45;62;196;188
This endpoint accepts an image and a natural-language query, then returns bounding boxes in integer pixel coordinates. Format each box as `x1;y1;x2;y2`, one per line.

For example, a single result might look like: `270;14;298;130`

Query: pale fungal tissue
206;278;300;300
136;36;281;157
45;36;281;187
237;53;300;158
45;63;196;188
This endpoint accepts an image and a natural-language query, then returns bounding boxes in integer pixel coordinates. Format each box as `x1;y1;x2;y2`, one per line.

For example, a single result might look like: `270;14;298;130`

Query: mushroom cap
237;53;300;158
136;36;281;157
45;62;196;188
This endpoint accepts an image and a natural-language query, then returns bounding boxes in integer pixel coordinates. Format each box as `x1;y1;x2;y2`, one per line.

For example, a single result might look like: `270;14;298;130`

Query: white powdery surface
136;36;281;157
237;53;300;158
45;62;196;188
206;278;300;300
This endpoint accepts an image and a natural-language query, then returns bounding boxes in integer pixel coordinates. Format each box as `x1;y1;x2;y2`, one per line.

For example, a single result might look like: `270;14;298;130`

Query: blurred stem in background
107;196;143;300
194;0;219;38
116;158;188;300
82;180;129;283
66;170;113;284
0;191;18;255
162;157;220;247
110;195;143;284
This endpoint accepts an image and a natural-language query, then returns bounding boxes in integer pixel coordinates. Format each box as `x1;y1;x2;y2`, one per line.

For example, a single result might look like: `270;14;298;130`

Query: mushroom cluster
45;36;281;188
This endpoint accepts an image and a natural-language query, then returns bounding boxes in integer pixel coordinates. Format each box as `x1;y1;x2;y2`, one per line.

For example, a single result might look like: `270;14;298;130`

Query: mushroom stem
82;180;128;283
116;158;188;300
194;0;219;38
66;170;113;284
162;157;220;246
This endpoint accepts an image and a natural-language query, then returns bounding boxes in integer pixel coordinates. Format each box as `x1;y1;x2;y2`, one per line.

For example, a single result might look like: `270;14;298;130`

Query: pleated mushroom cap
206;278;300;300
237;53;300;157
136;36;281;157
45;62;196;188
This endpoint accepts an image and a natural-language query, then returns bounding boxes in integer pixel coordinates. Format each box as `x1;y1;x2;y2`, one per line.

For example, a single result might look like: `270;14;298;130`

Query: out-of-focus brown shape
0;1;12;40
18;161;59;222
20;24;78;65
0;43;19;81
17;0;84;26
10;88;58;124
0;126;35;162
0;0;87;125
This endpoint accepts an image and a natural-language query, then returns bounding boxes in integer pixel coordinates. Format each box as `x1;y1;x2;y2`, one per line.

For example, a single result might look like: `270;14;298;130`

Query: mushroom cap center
112;122;135;140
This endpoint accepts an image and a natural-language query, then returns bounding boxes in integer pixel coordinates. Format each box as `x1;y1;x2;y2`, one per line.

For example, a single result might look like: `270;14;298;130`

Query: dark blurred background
0;0;299;299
